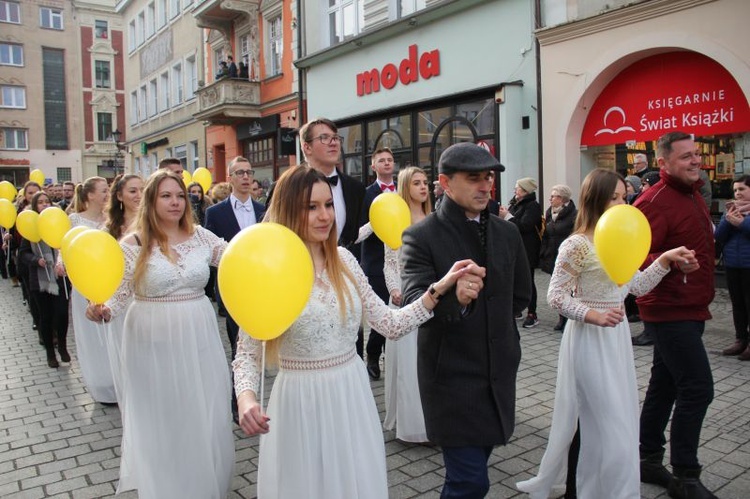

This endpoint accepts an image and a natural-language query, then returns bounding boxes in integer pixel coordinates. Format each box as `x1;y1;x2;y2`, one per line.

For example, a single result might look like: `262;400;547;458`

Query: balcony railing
193;77;261;123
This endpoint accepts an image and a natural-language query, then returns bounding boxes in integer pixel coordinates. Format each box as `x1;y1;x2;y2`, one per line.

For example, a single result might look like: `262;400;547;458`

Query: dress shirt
230;194;257;230
327;174;346;240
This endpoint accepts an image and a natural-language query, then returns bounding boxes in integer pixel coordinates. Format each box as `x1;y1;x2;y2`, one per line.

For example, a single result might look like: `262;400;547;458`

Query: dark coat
538;201;577;274
204;197;266;243
401;195;531;447
507;192;543;268
360;182;389;300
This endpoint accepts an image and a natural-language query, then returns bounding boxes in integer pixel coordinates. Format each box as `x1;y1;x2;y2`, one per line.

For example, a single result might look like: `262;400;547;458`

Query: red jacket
633;170;715;322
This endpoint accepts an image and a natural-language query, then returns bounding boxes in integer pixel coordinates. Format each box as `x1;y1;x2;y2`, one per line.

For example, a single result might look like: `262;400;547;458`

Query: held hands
55;261;66;277
85;302;112;323
498;206;509;218
237;391;270;436
658;246;699;274
448;260;487;307
585;307;625;328
390;290;403;306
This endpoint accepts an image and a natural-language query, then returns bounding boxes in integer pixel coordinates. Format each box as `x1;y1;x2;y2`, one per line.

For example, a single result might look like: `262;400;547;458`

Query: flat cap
438;142;505;174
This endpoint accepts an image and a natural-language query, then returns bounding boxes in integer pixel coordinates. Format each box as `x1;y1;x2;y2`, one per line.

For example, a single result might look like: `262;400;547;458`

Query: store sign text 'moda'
356;45;440;97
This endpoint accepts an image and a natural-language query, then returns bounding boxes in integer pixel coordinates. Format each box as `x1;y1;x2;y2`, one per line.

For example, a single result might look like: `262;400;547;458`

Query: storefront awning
581;51;750;146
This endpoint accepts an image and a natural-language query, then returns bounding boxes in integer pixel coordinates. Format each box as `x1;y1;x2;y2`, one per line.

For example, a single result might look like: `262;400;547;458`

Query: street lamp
110;129;124;177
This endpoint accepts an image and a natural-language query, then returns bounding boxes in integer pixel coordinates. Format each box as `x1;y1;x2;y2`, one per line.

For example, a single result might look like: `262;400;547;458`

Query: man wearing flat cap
401;142;532;497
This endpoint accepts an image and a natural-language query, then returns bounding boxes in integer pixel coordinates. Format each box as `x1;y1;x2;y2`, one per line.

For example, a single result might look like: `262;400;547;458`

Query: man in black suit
204;156;266;421
401;143;531;497
360;147;396;379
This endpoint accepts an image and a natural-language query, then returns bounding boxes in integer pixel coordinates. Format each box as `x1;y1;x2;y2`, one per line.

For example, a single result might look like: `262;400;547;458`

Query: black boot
58;337;70;363
640;449;673;488
668;466;717;499
46;349;59;368
632;331;654;346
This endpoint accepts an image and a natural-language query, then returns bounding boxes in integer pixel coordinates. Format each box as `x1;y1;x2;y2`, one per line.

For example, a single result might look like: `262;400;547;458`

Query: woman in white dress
516;168;696;499
87;170;234;499
382;166;431;443
57;176;117;404
103;174;143;406
233;165;479;499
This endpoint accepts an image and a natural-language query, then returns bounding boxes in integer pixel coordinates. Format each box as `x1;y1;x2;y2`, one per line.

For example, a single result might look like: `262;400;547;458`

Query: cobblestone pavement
1;272;748;498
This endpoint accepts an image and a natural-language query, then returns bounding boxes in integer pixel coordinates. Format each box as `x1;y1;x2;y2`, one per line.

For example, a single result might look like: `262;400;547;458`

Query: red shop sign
580;51;750;146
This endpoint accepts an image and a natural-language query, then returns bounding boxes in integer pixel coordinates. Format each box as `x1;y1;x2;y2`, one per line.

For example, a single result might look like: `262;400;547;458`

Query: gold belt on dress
134;291;205;303
279;349;358;372
578;299;622;310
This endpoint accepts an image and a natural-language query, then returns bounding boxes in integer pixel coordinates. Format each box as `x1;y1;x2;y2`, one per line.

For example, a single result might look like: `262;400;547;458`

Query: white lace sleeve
354;222;374;244
547;235;591;322
106;242;137;317
195;226;227;266
232;332;262;397
627;259;670;297
384;245;400;295
339;248;432;339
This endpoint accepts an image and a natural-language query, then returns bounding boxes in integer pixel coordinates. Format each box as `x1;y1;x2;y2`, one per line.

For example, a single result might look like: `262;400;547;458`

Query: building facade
0;0;84;185
296;0;540;203
537;0;750;213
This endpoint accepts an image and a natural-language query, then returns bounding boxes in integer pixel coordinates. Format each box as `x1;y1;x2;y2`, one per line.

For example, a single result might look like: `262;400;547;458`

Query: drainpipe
296;0;305;157
534;0;544;195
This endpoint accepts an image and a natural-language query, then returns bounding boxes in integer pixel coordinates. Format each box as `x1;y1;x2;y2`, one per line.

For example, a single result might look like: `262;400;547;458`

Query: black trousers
441;445;493;498
725;267;750;342
528;267;537;314
639;320;714;469
31;290;68;354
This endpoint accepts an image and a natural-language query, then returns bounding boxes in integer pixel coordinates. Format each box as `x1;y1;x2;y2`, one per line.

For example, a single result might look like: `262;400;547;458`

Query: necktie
234;200;252;212
327;175;339;187
380;183;395;192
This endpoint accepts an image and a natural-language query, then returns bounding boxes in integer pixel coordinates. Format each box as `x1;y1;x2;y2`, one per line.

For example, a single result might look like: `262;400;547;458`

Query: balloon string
63;275;69;300
35;242;53;282
260;340;266;415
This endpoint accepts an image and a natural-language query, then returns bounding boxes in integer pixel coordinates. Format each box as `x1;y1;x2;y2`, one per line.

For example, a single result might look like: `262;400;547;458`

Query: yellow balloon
0;181;17;201
16;210;41;243
60;226;90;262
593;204;652;285
369;193;411;249
0;198;17;229
64;230;124;304
38;207;71;248
192;167;212;193
182;170;193;185
218;223;314;341
30;169;45;185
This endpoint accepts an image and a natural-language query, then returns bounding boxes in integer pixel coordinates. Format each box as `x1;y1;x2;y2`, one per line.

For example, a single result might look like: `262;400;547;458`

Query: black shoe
218;308;227;317
367;362;380;380
553;317;567;331
668;467;717;499
100;402;118;407
47;356;59;368
627;314;641;323
632;332;654;346
522;313;539;328
59;349;71;363
640;450;673;488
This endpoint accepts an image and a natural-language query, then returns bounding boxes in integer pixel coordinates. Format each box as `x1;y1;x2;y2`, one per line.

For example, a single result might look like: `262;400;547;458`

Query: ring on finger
468;281;473;289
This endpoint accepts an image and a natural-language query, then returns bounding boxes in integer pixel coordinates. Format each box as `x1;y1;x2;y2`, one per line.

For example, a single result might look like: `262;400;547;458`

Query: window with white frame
159;71;170;110
96;112;112;141
128;19;136;52
184;0;193;7
158;0;167;28
1;128;27;150
189;140;199;170
0;1;20;24
213;48;224;78
95;60;111;88
139;85;147;121
130;90;138;124
137;11;145;46
147;3;155;38
327;0;363;46
57;167;71;181
165;147;172;158
398;0;426;17
95;19;108;39
172;63;183;105
185;55;197;99
0;85;25;108
40;7;63;30
134;156;142;176
170;0;179;19
148;79;158;116
0;43;23;66
267;14;282;77
150;152;158;172
174;144;187;170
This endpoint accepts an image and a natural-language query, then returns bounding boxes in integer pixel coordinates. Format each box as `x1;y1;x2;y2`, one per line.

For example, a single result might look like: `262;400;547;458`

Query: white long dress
68;213;117;403
107;227;234;499
233;247;432;499
516;234;669;499
382;245;428;442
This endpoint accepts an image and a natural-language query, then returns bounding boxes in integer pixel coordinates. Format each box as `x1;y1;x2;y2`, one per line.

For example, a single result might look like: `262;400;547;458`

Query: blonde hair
132;170;195;292
397;167;432;220
70;176;106;213
574;169;625;235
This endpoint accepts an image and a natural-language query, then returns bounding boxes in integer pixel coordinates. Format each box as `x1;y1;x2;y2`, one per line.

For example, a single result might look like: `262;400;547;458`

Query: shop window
40;7;63;30
1;128;27;150
327;0;364;46
456;99;495;136
367;113;411;152
0;1;20;24
97;112;112;141
0;85;25;108
0;43;23;66
95;20;108;39
95;60;111;88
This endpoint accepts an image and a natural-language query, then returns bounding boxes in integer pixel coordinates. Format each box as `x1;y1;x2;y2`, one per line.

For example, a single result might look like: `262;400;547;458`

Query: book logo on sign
356;44;440;97
594;107;636;136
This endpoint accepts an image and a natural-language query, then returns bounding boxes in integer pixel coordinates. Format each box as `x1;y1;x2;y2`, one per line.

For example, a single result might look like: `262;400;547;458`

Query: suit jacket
204;197;266;242
401;195;531;447
360;182;387;275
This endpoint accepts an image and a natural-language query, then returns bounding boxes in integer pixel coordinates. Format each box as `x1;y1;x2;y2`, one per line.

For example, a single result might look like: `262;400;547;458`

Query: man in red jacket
634;131;717;499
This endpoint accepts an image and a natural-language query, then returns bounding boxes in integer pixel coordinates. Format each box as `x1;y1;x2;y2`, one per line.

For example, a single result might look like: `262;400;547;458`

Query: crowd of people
1;124;737;499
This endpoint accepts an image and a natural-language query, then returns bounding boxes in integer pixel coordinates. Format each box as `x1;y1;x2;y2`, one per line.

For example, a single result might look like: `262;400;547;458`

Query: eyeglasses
309;134;343;145
231;169;255;177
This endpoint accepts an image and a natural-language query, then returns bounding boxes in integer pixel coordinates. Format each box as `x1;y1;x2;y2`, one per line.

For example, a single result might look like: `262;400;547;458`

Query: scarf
733;199;750;215
33;241;59;296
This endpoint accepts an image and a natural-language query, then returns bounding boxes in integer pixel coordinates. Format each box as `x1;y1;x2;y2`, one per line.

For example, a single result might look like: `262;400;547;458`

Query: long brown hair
70;176;106;214
132;170;195;292
397;166;432;219
106;174;142;240
574;168;626;234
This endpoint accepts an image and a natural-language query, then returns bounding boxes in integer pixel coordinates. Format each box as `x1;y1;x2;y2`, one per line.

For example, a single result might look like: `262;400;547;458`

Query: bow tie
234;200;253;212
380;183;395;192
326;175;339;187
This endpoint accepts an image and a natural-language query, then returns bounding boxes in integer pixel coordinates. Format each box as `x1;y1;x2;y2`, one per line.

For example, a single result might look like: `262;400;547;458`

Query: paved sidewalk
1;272;748;498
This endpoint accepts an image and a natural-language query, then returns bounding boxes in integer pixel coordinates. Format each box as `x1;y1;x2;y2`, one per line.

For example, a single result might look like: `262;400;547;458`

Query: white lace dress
107;227;234;499
383;245;428;443
516;234;669;499
67;213;117;403
233;247;432;499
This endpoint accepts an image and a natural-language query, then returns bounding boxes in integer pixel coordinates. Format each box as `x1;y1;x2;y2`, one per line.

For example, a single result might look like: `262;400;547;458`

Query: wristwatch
428;283;442;302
